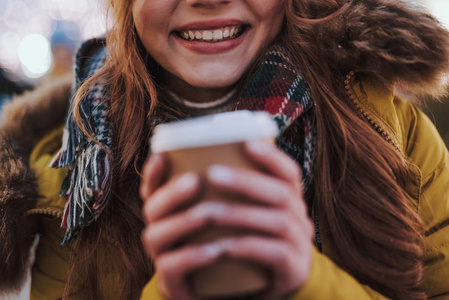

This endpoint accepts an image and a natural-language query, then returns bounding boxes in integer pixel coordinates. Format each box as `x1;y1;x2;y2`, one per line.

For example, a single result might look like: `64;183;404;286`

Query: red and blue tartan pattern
235;47;315;188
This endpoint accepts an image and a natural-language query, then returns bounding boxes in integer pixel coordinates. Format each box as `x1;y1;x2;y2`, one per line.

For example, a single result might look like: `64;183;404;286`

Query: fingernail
207;165;234;184
201;244;222;258
246;140;270;156
176;172;198;191
189;202;228;220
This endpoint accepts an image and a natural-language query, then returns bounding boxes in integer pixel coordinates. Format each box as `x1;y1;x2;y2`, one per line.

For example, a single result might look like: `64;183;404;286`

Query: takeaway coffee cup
151;110;279;298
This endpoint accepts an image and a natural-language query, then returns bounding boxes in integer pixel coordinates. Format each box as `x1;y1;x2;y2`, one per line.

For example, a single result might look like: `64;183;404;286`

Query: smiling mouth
175;25;249;43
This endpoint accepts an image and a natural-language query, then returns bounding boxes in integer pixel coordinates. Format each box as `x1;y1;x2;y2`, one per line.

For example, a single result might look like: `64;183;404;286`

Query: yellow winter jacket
29;79;449;299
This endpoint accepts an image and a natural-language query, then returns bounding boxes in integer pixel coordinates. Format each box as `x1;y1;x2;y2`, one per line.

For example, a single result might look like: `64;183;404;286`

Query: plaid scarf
51;40;315;245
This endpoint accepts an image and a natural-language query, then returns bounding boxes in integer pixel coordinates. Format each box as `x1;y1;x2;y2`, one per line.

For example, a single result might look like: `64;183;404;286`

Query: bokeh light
18;34;52;78
0;32;21;70
4;1;30;31
0;0;108;80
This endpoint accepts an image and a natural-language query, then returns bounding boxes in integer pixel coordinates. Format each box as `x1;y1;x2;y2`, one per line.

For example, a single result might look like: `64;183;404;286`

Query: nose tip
186;0;231;9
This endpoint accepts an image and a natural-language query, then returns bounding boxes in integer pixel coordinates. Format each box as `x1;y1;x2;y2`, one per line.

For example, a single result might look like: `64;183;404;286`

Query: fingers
142;201;305;257
217;236;313;295
207;165;308;222
140;153;166;201
189;202;300;241
155;234;312;300
156;243;224;300
142;206;206;257
219;236;295;273
142;172;200;223
244;140;303;191
207;165;292;207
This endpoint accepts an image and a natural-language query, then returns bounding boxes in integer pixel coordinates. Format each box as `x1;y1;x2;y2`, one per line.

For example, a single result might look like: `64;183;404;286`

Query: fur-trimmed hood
1;0;449;293
318;0;449;96
0;75;71;293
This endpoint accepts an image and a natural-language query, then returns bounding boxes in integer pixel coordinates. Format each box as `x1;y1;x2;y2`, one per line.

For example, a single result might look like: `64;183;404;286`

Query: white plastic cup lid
151;110;279;153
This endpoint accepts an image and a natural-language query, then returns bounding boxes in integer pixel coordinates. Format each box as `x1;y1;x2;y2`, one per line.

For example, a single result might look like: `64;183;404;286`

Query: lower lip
174;29;248;54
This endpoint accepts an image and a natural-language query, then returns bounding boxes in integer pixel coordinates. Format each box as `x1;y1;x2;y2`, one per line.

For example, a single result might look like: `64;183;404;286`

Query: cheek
251;0;284;18
251;0;285;38
132;1;169;39
132;0;147;29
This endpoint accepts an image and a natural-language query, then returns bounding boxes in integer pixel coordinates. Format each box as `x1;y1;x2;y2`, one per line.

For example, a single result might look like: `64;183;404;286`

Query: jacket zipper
26;207;63;218
344;71;401;152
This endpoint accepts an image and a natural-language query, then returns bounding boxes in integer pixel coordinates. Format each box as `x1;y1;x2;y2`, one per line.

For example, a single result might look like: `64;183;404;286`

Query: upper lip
173;19;248;31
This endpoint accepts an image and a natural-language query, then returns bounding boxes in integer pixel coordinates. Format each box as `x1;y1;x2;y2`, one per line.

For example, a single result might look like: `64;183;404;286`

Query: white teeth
213;29;223;40
202;31;213;40
179;26;243;41
223;28;230;38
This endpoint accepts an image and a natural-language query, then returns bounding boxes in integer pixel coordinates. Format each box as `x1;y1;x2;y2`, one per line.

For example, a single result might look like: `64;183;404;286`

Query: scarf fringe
50;47;112;244
59;142;111;245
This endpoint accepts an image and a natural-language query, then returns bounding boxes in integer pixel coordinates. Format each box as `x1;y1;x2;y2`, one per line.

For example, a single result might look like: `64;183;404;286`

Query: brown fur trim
0;137;38;293
0;74;71;292
0;74;72;155
319;0;449;97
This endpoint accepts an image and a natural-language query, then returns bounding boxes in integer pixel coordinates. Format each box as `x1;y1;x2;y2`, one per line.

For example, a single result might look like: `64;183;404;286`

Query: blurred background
0;0;108;111
0;0;107;79
0;0;448;145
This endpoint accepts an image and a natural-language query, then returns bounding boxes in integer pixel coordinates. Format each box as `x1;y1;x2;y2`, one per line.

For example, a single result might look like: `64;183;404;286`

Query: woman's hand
140;140;315;300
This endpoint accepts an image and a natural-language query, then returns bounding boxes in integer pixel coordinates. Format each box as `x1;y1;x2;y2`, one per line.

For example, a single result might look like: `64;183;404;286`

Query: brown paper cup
151;111;279;298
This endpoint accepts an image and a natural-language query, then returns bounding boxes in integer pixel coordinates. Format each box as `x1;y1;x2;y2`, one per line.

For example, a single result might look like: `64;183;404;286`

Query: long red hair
66;0;449;299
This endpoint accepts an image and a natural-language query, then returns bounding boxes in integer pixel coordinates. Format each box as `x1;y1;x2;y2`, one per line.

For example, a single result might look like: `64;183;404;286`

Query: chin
187;72;244;90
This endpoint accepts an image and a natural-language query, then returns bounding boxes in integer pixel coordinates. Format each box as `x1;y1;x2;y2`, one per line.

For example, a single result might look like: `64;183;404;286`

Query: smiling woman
1;0;449;300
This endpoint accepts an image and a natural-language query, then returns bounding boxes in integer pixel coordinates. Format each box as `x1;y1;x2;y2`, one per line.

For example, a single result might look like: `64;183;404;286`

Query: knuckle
295;180;304;194
141;230;153;255
272;185;291;207
142;201;155;223
272;245;290;266
274;216;290;236
144;228;158;250
284;215;296;237
156;256;171;274
285;187;297;202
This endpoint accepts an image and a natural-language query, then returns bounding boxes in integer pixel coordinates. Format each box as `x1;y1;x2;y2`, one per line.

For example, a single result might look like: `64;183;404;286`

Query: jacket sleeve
290;247;391;300
401;100;449;299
